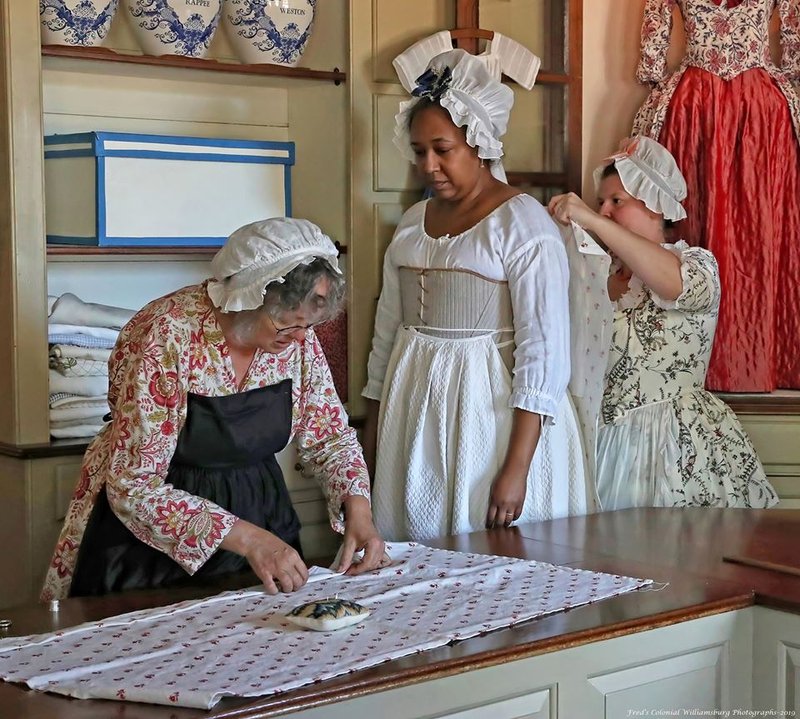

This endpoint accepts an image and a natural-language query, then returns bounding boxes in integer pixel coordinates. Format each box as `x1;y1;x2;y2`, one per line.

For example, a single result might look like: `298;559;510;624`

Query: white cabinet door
753;606;800;712
284;609;752;719
588;645;726;717
433;689;551;719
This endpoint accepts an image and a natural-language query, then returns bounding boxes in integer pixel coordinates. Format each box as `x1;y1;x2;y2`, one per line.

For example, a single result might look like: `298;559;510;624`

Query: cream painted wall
287;0;349;246
581;0;650;200
581;0;688;199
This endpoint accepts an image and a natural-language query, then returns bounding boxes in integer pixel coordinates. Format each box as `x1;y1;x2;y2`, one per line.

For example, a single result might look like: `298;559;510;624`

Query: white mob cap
207;217;341;313
593;136;687;222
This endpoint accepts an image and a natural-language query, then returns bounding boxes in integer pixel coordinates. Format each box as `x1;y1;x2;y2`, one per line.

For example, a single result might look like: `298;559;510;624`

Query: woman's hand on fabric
486;470;527;529
337;495;387;575
547;192;598;229
222;520;308;595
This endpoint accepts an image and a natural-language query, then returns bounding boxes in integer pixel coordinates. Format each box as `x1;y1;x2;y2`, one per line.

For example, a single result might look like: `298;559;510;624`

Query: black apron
70;379;302;596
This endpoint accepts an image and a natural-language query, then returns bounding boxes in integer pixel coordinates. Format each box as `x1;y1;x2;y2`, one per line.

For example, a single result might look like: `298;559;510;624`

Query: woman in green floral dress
549;136;778;510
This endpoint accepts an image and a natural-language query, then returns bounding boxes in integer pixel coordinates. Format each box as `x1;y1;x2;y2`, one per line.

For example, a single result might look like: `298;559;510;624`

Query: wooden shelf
47;245;218;256
41;44;347;84
0;439;89;459
506;171;567;188
46;243;348;256
717;391;800;416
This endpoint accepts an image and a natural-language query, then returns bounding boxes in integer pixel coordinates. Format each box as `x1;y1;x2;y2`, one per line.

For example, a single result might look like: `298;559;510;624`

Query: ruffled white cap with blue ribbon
393;49;515;180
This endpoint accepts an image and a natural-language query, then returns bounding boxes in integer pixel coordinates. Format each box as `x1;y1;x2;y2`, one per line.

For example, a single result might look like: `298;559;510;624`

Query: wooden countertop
2;507;797;718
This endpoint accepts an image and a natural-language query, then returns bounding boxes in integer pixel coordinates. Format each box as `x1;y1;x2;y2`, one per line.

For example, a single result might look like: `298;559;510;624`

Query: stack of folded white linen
48;293;135;439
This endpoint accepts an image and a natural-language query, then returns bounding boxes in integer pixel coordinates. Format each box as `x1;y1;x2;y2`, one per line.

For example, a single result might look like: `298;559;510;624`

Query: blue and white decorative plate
125;0;222;58
222;0;316;67
40;0;119;47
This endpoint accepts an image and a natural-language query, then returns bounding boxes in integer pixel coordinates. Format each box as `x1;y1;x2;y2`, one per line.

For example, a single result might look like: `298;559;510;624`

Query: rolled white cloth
47;334;116;349
50;422;105;439
50;401;108;423
49;370;108;398
47;324;120;342
50;345;112;363
48;293;135;331
50;415;107;429
49;393;107;409
50;357;109;378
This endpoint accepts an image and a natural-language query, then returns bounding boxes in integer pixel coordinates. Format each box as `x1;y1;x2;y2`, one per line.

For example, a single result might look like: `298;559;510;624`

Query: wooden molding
535;71;570;85
41;44;347;84
46;245;219;256
717;393;800;416
506;171;568;188
0;1;50;444
566;0;583;193
454;0;480;54
0;440;89;459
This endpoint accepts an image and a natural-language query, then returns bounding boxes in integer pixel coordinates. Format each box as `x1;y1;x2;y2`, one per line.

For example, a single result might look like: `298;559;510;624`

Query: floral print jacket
601;242;721;424
637;0;800;84
41;282;370;601
632;0;800;139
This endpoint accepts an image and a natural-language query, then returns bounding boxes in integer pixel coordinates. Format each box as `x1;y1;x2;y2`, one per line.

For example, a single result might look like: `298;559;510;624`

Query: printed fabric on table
0;542;652;709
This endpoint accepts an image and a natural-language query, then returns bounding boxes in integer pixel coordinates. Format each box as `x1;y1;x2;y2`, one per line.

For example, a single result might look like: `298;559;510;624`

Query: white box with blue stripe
43;132;295;247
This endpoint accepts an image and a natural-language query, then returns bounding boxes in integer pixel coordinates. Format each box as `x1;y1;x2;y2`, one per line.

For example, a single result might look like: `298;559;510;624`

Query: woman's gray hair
226;258;345;345
263;258;345;319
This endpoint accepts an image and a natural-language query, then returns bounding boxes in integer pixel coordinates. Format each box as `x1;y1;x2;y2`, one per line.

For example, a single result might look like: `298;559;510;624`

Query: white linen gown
363;195;593;542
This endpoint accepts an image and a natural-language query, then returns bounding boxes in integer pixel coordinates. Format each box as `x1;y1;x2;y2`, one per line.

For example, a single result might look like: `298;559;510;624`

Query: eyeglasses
268;314;317;337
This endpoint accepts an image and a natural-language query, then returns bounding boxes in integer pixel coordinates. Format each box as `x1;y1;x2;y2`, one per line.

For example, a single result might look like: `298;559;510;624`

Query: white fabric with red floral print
2;543;651;709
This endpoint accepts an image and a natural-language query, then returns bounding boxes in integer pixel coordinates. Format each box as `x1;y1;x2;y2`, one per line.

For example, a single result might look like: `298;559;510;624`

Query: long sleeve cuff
108;487;240;576
325;470;371;534
361;380;384;402
177;508;239;575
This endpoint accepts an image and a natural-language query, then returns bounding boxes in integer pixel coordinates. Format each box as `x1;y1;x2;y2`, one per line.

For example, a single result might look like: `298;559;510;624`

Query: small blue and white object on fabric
40;0;119;47
43;132;295;248
124;0;221;58
285;598;370;632
222;0;316;67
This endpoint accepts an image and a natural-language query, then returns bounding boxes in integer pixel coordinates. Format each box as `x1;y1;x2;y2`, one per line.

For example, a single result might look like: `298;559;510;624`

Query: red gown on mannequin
633;0;800;392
